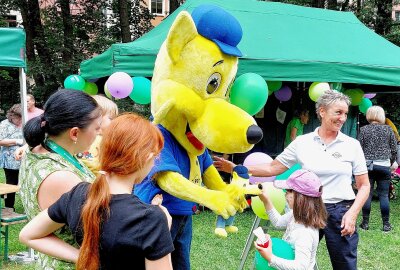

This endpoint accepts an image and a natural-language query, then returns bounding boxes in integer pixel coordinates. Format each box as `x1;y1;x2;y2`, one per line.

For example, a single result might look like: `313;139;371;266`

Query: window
150;0;164;15
395;11;400;22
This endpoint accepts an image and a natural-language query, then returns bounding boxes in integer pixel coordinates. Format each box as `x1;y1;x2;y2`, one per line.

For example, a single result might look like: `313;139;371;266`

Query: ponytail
77;174;111;270
23;115;46;147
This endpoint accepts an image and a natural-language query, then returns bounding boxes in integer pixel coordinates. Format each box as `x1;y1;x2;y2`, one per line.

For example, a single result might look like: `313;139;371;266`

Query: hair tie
98;170;108;175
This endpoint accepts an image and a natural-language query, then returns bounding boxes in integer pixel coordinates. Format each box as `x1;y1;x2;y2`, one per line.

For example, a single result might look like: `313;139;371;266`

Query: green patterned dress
19;149;95;270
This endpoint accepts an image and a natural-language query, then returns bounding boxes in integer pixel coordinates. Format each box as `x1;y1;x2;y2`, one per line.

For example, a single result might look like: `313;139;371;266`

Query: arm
290;127;298;142
260;191;291;229
145;255;173;270
19;209;79;263
341;173;370;236
0;138;23;147
156;171;240;218
255;231;314;270
38;170;82;210
213;156;288;177
14;144;29;160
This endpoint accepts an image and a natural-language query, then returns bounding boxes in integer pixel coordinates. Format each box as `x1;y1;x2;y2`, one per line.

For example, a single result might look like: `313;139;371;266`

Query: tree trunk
59;0;74;70
118;0;131;42
169;0;181;14
375;0;392;35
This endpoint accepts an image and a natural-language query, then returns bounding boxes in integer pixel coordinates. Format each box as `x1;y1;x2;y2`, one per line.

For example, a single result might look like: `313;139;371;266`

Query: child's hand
258;186;270;204
151;194;163;205
151;194;172;230
254;235;273;262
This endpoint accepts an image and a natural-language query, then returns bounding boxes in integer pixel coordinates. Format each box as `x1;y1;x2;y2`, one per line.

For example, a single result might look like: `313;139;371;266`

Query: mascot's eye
206;73;221;94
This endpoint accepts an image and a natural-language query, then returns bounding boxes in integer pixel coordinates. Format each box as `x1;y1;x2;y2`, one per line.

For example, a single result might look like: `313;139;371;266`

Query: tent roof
80;0;400;86
0;28;26;68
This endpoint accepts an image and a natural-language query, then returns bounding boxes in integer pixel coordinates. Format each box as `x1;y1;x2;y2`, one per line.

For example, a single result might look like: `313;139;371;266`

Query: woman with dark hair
0;104;24;209
20;113;173;270
19;89;101;269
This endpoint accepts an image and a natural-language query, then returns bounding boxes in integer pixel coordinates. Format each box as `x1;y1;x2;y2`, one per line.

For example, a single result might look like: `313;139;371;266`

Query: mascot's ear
166;11;198;63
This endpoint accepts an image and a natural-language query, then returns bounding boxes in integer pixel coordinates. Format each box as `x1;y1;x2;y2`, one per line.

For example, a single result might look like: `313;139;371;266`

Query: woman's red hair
77;113;164;270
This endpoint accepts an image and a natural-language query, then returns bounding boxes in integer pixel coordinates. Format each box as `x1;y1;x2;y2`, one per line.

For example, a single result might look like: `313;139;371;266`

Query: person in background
358;106;397;232
19;89;101;270
13;94;45;160
19;113;173;270
78;95;118;175
0;104;24;209
214;90;370;270
284;109;309;147
27;94;44;121
255;169;327;270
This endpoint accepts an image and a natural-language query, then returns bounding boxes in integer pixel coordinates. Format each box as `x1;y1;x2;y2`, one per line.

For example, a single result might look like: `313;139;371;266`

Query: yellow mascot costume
134;4;264;269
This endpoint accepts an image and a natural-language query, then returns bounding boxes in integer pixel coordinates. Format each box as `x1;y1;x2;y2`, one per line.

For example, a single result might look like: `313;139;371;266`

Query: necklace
45;139;87;175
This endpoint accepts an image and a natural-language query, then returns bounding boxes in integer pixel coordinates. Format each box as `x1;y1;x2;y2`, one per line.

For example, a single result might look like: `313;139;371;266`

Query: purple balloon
364;93;376;99
106;72;133;99
274;85;292;102
243;152;276;184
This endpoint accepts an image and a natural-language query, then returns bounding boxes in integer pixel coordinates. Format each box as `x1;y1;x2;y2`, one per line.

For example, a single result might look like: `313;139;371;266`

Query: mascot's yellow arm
156;166;261;219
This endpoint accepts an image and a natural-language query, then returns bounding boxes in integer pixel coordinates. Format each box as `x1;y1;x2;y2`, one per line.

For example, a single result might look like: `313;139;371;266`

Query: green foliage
109;0;154;41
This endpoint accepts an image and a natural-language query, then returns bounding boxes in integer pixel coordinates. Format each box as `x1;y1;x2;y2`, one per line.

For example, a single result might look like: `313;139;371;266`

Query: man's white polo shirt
276;128;368;203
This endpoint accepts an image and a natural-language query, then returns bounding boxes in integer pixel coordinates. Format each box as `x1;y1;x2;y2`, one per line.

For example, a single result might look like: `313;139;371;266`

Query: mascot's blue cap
191;4;243;57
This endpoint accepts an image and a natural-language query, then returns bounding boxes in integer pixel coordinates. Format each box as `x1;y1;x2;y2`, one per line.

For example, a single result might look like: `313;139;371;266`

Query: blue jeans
362;164;391;221
170;215;192;270
216;215;235;228
320;200;358;270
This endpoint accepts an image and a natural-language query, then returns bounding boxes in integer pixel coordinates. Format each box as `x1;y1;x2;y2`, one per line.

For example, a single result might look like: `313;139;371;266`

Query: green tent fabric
0;28;26;68
80;0;400;86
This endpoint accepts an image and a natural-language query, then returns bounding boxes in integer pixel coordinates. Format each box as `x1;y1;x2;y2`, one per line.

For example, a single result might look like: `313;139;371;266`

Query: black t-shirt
48;182;174;269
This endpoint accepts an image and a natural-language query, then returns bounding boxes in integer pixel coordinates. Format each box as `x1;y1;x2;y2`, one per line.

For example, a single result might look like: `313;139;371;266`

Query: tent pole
19;67;28;124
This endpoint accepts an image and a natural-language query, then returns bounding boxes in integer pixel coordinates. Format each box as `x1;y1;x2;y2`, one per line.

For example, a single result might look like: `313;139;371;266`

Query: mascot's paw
225;225;238;234
215;228;228;238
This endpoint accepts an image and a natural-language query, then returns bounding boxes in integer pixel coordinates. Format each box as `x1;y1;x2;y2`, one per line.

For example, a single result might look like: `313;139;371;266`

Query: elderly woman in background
358;106;397;232
0;104;24;209
214;90;370;270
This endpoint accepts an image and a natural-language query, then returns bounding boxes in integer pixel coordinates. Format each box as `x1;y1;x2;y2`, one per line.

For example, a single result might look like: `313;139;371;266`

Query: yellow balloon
386;118;399;141
251;182;286;220
309;82;330;102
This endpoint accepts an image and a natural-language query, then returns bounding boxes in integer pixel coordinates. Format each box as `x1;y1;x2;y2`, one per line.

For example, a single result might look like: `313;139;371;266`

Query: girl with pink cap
255;169;327;270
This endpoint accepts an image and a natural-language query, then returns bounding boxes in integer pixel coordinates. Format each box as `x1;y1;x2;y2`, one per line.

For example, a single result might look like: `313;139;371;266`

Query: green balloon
255;238;295;270
359;97;372;114
267;81;282;92
104;84;112;99
344;88;364;106
83;82;98;95
251;182;286;220
276;163;302;180
129;77;151;104
64;74;85;90
230;73;268;116
331;82;343;92
309;82;330;102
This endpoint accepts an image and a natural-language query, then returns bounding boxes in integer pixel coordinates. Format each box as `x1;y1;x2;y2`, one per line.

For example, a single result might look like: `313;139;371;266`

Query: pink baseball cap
274;169;322;198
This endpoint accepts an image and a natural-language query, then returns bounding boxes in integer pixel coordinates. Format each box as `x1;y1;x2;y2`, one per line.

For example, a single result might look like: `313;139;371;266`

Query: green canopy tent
0;27;28;123
80;0;400;87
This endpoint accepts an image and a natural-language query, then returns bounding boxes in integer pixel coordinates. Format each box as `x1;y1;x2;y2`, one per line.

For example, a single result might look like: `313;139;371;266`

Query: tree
110;0;154;42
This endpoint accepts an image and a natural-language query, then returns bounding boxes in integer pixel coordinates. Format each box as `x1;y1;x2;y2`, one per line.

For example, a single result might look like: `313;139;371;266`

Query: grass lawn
1;168;400;269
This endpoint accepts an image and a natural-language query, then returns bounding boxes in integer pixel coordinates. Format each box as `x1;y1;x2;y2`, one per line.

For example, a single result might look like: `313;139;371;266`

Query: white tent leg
19;67;28;124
